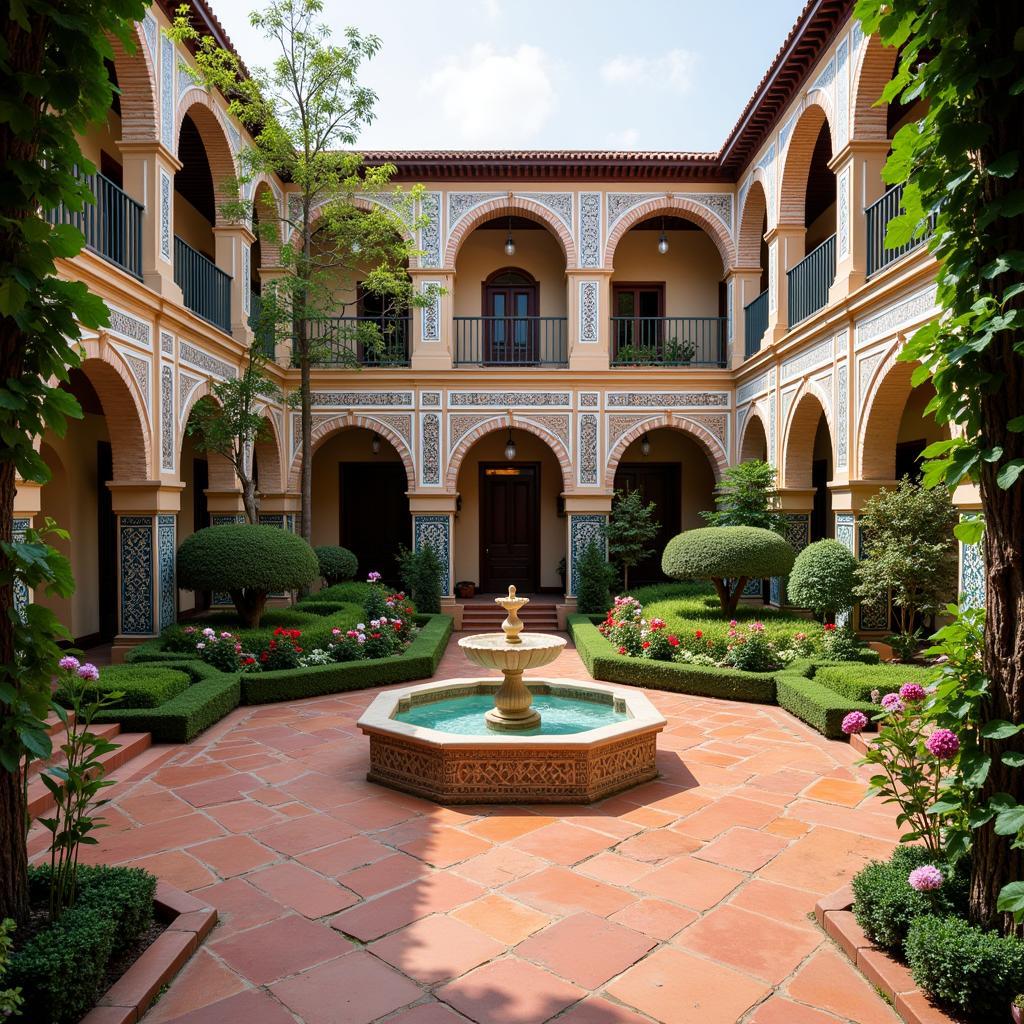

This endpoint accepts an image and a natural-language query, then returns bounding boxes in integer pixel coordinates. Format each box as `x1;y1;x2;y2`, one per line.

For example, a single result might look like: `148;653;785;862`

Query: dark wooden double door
479;463;539;592
339;463;411;586
613;462;682;587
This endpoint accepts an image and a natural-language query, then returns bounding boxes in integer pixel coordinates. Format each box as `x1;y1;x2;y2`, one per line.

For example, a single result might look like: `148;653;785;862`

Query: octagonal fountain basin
357;677;667;804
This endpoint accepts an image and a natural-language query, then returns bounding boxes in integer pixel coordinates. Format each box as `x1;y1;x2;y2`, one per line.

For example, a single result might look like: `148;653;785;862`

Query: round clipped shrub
314;545;358;585
177;525;318;628
905;913;1024;1020
661;526;795;616
787;539;857;622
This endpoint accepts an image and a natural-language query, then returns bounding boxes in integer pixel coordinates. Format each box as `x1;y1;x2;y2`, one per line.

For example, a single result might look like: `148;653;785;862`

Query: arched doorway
783;390;834;541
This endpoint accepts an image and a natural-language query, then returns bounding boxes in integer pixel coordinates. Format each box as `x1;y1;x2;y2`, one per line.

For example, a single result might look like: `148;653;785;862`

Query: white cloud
425;44;556;147
600;48;698;94
482;0;501;18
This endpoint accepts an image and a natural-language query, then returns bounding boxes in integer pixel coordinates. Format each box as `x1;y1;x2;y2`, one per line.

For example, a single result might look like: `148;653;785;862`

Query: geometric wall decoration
959;524;985;610
579;192;602;268
160;34;174;150
119;515;155;635
160;364;174;472
420;192;442;267
157;514;176;631
568;514;608;597
579;280;599;343
421;412;441;486
413;514;451;597
578;413;598;486
12;517;29;622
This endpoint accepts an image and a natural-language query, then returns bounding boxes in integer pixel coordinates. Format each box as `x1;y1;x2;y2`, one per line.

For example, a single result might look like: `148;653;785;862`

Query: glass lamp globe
504;430;517;460
657;232;669;255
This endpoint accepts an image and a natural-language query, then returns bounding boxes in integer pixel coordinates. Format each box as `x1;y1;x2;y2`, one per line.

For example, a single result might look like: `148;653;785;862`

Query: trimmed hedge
775;668;877;738
93;661;240;743
241;614;453;704
56;665;190;709
305;581;374;605
314;545;358;584
662;526;796;582
814;662;933;703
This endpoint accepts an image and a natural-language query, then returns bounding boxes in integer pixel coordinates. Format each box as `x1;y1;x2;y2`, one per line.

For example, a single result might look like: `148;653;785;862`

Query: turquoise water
394;693;628;736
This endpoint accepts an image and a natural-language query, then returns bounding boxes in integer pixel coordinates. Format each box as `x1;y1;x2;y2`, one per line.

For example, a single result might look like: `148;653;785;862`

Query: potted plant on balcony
665;338;695;365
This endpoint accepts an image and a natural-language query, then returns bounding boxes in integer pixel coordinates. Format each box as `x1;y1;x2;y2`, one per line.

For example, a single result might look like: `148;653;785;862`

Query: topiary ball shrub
905;914;1024;1020
787;539;857;622
662;526;795;617
177;525;318;628
851;846;969;953
314;545;358;585
576;541;617;614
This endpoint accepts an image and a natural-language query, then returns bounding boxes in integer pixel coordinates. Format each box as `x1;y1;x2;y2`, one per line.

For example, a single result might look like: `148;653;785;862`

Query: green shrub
308;581;373;605
851;847;969;953
905;914;1024;1020
576;541;616;614
662;527;795;616
314;545;358;584
786;539;858;621
398;546;442;614
774;668;877;738
181;604;362;653
815;663;933;703
177;525;319;627
55;665;189;709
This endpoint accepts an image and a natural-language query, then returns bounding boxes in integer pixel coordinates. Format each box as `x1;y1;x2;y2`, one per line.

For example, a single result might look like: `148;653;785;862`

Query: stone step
27;721;123;778
28;731;152;818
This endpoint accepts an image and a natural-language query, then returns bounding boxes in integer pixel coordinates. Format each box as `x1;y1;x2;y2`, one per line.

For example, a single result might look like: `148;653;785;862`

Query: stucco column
409;268;453;371
953;482;985;610
567;270;611;371
212;224;255;345
829;140;891;302
410;493;457;604
727;268;766;368
764;224;805;344
117;141;183;300
106;481;183;661
564;493;613;606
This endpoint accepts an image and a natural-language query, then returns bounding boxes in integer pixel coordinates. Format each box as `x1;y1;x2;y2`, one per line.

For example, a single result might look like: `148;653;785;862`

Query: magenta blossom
908;865;944;892
899;682;927;702
926;728;960;760
367;571;382;583
842;711;868;735
77;663;100;681
58;655;80;672
880;692;904;713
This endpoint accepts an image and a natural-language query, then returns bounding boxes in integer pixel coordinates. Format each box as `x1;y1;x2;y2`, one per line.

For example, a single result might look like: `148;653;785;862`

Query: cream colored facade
16;1;984;651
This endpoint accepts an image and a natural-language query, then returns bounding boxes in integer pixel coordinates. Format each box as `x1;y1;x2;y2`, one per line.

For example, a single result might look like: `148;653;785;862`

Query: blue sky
214;0;807;151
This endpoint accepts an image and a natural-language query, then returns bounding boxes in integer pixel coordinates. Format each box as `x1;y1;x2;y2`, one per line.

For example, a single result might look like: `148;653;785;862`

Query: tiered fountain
357;587;666;803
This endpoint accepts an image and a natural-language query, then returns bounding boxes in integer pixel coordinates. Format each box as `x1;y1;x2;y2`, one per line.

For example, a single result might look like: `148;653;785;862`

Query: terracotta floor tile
143;948;246;1023
118;789;193;825
606;947;770;1023
454;845;547;887
614;828;702;863
194;877;285;934
633;855;744;911
122;850;216;892
201;799;281;833
804;776;870;807
764;817;811;839
608;897;697;941
247;861;359;917
465;812;554;842
577;852;653;885
554;997;653;1023
252;814;357;856
296;834;392;876
340;852;430;897
371;913;505;983
328;795;422;829
727;878;820;931
759;826;894;895
271;949;422;1024
152;762;233;788
747;996;846;1024
399;826;492;867
671;796;779;840
438;957;586;1024
510;821;614;865
787;946;901;1024
451;893;550;945
384;1004;473;1024
176;772;261;808
693;827;789;872
516;912;655;988
157;989;297;1024
673;904;821;984
504;865;636;918
211;913;352;984
189;834;277;878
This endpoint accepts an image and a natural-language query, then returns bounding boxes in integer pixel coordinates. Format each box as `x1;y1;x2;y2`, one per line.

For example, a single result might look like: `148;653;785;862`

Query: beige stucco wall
610;229;722;319
898;383;945;446
174;193;215;261
453;430;567;591
78;109;121;177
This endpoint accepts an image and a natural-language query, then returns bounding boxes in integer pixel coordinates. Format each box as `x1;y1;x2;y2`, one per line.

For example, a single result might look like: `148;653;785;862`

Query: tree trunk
230;589;267;629
300;351;311;545
240;475;258;524
712;577;747;617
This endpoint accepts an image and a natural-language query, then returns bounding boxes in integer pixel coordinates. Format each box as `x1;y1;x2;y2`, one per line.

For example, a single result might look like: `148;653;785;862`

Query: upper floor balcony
610;316;726;367
866;183;936;278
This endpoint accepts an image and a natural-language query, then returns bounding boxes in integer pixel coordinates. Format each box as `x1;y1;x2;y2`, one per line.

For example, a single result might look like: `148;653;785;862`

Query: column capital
204;489;246;516
14;479;43;517
410;492;458;514
828;138;891;172
106;480;184;514
764;222;805;245
775;487;817;511
258;492;302;515
564;493;613;514
117;139;183;173
212;223;257;246
828;478;901;512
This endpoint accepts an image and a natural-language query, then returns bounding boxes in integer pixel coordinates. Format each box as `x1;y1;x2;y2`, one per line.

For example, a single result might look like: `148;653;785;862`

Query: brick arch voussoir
445;416;573;492
254;408;284;493
251;178;283;267
176;384;235;491
778;99;835;227
739;404;771;462
857;340;923;481
110;23;157;143
603;416;726;489
444;197;576;269
176;94;238;219
287;414;415;493
737;177;770;269
782;383;835;490
852;33;899;143
604;197;734;272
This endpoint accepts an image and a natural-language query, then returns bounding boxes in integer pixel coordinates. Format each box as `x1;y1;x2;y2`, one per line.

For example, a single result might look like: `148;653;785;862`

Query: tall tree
700;459;788;533
855;0;1024;930
606;489;659;592
0;0;146;923
171;0;434;545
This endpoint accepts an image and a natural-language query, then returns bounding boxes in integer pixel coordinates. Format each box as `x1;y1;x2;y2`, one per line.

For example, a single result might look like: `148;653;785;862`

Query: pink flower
881;693;904;713
842;711;868;735
750;621;765;632
367;571;382;583
899;683;927;702
729;619;738;627
908;865;944;892
58;655;80;671
77;663;100;681
618;646;627;655
926;728;960;760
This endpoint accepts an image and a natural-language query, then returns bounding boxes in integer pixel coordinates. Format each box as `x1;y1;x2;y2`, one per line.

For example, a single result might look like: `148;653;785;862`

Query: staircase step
42;710;76;736
27;722;123;778
28;731;152;818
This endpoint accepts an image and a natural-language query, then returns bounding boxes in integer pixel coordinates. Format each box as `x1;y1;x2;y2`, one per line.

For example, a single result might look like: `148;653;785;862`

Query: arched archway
445;196;576;269
852;34;899;143
778;101;835;230
446;415;571;492
737;179;769;274
254;413;284;495
740;409;769;462
108;23;158;143
175;96;236;216
251;178;282;269
782;387;835;541
604;416;727;488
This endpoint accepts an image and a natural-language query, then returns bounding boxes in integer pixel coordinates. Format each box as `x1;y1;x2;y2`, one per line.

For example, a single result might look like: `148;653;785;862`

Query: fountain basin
357;677;666;804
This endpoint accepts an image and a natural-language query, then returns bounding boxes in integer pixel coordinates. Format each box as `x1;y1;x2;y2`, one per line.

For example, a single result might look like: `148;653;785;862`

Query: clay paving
30;637;905;1024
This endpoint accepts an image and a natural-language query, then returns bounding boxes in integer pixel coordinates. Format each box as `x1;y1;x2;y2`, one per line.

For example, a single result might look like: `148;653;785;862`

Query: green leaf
954;518;985;545
1002;752;1024;768
997;460;1024;489
995;805;1024;836
998;882;1024;917
981;720;1023;740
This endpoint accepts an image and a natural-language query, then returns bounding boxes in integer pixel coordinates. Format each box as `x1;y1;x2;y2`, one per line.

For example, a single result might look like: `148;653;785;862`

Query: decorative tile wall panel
569;514;608;597
413;515;451;596
119;516;154;635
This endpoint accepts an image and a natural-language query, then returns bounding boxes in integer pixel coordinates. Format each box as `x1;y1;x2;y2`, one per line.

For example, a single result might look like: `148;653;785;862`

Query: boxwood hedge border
569;614;879;738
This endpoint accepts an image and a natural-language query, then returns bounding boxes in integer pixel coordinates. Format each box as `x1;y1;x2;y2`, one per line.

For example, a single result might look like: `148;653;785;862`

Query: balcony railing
174;236;231;333
787;233;836;327
453;316;567;367
866;183;936;278
743;290;769;360
47;170;143;280
305;315;411;366
249;292;275;358
610;317;726;367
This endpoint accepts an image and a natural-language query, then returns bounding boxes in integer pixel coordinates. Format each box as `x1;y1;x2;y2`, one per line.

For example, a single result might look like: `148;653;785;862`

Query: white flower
196;642;206;649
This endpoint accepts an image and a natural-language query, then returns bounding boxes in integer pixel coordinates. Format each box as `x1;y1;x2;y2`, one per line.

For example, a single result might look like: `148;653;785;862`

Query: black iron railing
305;315;411;366
743;290;769;359
47;170;144;280
453;316;567;366
866;183;936;277
787;233;836;327
610;316;726;367
174;236;231;333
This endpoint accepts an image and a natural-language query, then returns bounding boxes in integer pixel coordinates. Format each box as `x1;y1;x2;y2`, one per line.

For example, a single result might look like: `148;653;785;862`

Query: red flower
694;630;703;639
668;636;679;647
824;623;837;632
642;641;651;649
618;646;627;655
372;632;381;639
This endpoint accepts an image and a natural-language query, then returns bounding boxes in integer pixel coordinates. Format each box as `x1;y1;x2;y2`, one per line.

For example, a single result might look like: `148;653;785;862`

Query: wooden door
479;463;539;592
339;462;411;587
613;462;681;586
484;269;538;364
612;283;664;358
